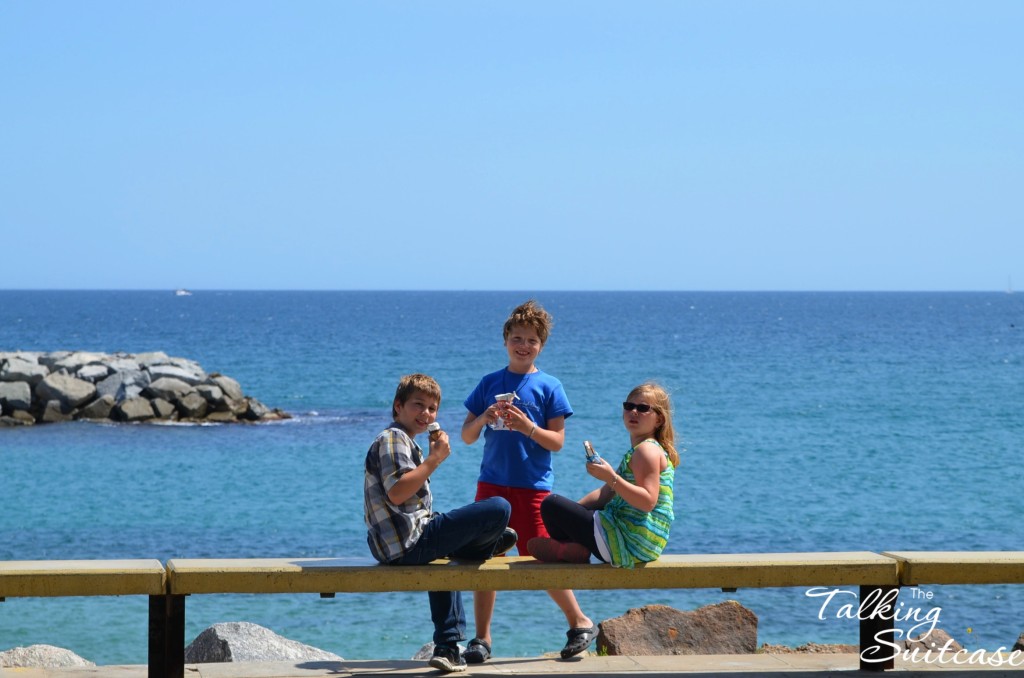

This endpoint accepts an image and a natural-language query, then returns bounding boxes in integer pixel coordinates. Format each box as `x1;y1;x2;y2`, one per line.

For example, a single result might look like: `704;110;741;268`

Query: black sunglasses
622;402;654;413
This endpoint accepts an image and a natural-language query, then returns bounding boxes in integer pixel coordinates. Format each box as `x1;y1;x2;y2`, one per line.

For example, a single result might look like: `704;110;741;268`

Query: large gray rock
176;392;208;419
0;381;33;410
96;369;151;401
0;644;94;668
598;602;758;656
145;377;194;402
147;363;207;386
34;373;97;408
184;622;343;663
40;400;74;423
76;363;112;383
114;397;155;422
79;394;117;420
212;374;244;401
53;351;107;373
1;357;50;384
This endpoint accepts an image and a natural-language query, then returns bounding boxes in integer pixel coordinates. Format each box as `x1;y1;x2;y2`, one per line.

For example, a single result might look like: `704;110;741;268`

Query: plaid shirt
364;424;432;563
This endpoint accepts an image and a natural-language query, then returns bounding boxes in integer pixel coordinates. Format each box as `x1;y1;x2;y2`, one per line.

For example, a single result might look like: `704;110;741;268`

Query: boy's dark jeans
391;496;512;646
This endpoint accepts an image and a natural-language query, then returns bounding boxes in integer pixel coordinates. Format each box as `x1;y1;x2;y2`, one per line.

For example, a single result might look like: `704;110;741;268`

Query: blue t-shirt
464;367;573;490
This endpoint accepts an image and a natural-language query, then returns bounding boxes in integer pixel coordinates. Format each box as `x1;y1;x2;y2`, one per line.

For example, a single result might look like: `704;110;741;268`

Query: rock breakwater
0;350;289;426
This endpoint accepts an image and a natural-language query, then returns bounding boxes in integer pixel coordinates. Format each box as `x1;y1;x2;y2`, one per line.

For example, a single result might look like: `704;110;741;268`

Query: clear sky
2;2;1021;292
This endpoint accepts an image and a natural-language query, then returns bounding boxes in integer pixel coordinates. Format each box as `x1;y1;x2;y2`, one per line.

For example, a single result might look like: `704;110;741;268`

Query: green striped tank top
597;439;675;568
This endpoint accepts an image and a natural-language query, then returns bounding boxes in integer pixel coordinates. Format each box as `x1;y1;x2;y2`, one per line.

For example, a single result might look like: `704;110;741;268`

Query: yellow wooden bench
883;551;1024;586
0;559;168;674
149;551;900;677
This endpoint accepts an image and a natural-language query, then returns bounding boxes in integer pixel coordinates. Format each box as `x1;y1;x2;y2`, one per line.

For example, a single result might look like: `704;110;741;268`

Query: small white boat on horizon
175;289;193;296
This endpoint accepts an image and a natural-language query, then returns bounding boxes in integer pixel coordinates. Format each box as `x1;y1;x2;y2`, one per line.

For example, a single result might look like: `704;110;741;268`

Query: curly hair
502;299;553;345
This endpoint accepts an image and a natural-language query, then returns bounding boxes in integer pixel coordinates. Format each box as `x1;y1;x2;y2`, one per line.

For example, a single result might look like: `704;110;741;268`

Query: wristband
527;423;537;439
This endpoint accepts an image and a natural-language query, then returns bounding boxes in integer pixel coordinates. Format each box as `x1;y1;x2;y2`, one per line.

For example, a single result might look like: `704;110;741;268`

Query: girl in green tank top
531;382;681;570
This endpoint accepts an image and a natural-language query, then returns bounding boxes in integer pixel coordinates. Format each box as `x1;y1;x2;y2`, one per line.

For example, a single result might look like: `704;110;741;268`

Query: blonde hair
392;373;441;419
628;381;680;468
502;300;553;346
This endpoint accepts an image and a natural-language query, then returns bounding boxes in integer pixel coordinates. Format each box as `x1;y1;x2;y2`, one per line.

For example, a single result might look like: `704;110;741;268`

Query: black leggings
539;494;608;562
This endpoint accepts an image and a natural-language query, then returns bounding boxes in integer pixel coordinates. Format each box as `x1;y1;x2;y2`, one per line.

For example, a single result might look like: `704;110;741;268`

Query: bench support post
858;584;898;671
148;594;185;678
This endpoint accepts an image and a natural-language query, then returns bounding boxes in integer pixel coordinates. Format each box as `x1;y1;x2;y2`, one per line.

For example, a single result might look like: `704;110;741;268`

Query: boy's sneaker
429;644;467;673
491;527;518;557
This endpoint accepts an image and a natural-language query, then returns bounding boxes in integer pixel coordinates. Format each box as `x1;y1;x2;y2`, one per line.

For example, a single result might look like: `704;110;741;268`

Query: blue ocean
2;290;1023;663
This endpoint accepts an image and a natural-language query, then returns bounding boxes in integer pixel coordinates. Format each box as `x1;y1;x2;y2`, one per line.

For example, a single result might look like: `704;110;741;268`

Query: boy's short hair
502;300;553;345
392;373;442;418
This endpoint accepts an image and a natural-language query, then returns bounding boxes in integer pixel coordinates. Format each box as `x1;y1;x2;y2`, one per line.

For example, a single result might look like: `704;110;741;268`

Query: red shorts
475;481;550;557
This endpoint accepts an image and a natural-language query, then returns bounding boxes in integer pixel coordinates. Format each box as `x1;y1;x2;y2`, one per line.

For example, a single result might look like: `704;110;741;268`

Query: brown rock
1014;632;1024;653
598;602;758;656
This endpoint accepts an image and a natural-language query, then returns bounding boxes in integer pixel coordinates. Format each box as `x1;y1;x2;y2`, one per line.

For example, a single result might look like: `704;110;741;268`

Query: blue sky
2;2;1021;291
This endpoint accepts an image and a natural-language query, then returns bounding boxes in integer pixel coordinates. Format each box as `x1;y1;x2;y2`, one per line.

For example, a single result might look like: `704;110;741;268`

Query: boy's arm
386;434;451;505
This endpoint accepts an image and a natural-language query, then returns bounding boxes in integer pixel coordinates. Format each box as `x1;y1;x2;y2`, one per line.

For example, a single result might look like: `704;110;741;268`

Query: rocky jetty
0;350;289;426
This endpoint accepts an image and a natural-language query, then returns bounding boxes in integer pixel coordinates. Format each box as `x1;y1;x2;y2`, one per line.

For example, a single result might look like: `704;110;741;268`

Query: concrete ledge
883;551;1024;586
0;559;166;597
166;552;899;595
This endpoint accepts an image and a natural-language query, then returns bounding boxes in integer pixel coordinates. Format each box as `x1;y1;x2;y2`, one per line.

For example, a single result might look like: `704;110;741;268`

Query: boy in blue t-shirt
460;300;597;662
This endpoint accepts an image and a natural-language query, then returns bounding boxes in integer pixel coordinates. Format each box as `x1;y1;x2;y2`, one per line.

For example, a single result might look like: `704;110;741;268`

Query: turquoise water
2;291;1023;662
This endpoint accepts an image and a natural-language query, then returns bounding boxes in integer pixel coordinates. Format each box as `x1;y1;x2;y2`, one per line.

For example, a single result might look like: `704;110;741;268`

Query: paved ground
3;653;1022;678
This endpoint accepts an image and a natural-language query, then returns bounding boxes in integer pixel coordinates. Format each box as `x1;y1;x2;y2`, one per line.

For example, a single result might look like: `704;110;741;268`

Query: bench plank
0;559;166;598
883;551;1024;585
166;551;898;595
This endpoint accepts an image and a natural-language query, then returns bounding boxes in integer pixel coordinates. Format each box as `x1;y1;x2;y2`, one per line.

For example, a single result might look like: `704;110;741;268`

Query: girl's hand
585;457;615;483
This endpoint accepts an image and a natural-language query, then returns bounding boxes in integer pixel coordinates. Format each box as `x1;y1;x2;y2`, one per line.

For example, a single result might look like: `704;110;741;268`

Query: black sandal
560;625;597;659
463;637;491;664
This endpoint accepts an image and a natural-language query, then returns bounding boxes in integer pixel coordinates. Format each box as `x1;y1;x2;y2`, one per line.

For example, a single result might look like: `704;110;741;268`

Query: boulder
598;602;758;656
212;374;244;401
145;377;193;402
0;381;33;411
40;400;74;423
196;384;225;405
1014;632;1024;653
135;351;171;367
0;644;94;668
1;357;49;385
75;363;111;382
53;351;107;373
147;364;207;386
79;394;116;420
176;392;209;419
184;622;343;663
97;369;151;401
35;373;97;409
115;397;155;422
151;398;177;419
